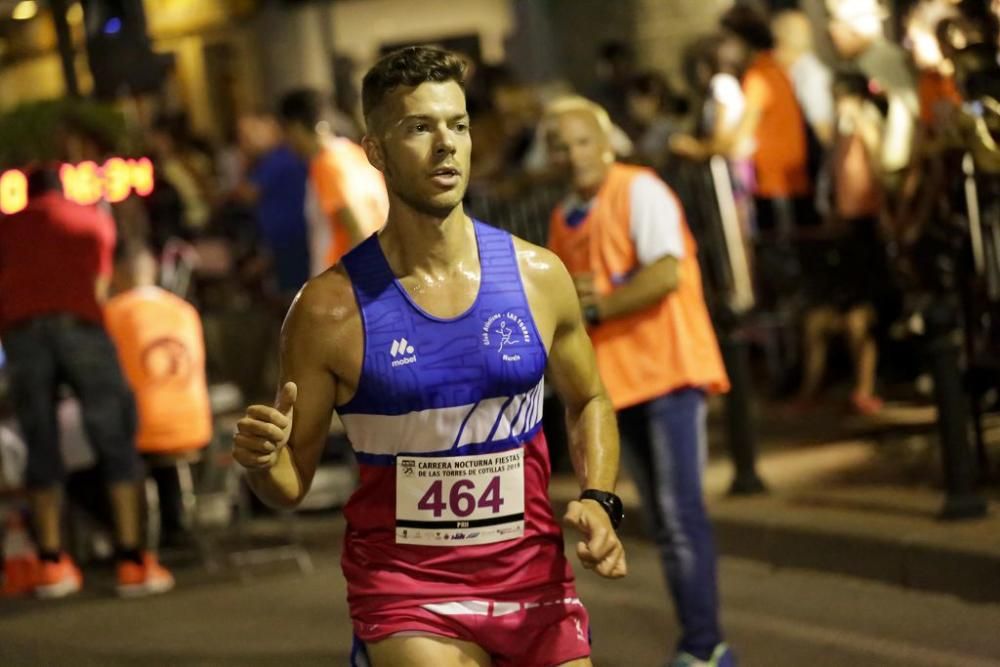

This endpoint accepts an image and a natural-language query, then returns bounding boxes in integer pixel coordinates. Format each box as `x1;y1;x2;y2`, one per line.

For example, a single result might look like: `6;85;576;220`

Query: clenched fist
232;382;297;471
563;499;627;579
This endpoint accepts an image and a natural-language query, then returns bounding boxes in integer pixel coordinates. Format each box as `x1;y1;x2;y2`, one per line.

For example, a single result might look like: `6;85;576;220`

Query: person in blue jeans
545;95;735;666
618;389;725;665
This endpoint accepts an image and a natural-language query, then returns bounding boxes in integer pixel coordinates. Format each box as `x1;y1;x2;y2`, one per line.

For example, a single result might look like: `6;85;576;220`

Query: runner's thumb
276;382;298;416
563;500;586;531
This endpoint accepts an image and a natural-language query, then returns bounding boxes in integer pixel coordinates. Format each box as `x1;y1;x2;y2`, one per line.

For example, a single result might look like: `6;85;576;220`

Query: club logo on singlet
481;312;531;362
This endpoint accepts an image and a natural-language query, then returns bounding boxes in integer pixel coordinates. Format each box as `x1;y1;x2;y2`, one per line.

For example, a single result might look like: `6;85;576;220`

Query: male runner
233;47;626;667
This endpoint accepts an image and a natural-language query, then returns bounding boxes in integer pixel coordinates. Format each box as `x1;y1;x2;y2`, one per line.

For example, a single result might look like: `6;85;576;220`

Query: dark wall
506;0;637;90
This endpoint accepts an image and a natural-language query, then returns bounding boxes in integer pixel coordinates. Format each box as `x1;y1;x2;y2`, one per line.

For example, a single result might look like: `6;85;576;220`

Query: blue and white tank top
338;220;547;464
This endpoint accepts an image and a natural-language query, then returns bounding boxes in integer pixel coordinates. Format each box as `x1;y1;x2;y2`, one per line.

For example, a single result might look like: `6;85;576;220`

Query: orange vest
310;139;388;266
548;163;730;410
917;70;962;127
743;52;811;198
104;287;212;453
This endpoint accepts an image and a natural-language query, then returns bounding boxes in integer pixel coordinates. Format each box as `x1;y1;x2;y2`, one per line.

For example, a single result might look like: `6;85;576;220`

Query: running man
233;46;626;667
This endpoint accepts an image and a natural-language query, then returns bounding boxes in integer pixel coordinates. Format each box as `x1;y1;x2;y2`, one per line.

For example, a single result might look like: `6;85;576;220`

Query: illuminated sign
0;157;155;215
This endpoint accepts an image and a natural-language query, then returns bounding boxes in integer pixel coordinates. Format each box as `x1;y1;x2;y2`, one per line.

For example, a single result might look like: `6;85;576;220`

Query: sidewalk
552;400;1000;603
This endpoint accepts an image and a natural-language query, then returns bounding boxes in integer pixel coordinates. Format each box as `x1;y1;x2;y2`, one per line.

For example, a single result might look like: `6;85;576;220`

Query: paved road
1;515;999;666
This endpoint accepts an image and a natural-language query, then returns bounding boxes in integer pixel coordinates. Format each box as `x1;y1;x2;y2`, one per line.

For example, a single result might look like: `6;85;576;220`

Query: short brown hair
361;46;468;124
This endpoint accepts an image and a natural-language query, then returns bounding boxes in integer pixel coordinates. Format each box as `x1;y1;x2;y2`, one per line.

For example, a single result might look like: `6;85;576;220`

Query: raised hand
232;382;297;471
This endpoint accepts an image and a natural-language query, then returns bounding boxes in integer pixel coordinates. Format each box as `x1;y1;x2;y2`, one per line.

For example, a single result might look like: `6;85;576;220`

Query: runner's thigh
366;634;491;667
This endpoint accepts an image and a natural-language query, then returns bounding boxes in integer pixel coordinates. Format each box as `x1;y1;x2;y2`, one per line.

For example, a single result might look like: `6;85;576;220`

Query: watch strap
579;489;624;528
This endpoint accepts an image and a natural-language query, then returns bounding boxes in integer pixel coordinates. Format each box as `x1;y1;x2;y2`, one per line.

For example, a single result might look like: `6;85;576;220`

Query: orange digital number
130;157;155;197
69;161;102;206
103;157;131;203
4;157;154;211
0;169;29;215
61;161;102;206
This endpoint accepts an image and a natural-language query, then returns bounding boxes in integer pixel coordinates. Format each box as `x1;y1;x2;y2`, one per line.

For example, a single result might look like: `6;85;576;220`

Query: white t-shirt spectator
559;171;685;268
790;52;835;136
708;73;755;159
629;172;686;265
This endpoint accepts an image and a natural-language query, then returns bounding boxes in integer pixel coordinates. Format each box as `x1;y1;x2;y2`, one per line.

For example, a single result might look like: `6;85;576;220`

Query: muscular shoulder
292;263;355;311
283;265;361;371
511;236;577;338
512;237;573;291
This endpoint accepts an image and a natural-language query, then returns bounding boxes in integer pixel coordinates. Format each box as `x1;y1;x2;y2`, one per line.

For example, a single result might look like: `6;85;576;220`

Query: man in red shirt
0;168;172;598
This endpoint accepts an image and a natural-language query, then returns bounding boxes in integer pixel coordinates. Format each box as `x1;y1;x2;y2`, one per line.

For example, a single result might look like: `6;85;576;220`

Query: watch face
611;495;623;514
607;496;624;526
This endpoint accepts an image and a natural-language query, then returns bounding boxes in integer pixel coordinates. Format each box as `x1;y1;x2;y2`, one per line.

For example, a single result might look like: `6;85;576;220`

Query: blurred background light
103;17;123;35
11;0;38;21
66;2;84;25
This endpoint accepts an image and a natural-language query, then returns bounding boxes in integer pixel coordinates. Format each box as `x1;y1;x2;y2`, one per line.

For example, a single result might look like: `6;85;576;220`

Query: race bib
395;449;525;547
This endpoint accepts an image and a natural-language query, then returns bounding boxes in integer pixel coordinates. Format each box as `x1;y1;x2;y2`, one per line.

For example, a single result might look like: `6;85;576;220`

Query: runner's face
546;110;613;197
368;81;471;219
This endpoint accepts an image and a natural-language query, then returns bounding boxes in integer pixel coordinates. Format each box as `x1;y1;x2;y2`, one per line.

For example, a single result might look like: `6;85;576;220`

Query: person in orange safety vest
545;96;734;667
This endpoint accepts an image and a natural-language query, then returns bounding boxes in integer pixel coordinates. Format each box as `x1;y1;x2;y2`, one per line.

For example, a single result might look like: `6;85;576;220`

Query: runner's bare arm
240;280;340;508
533;249;619;492
526;246;626;578
595;255;678;321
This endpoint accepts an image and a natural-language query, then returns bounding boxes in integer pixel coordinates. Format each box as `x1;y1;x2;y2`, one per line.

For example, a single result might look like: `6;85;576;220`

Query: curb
708;498;1000;603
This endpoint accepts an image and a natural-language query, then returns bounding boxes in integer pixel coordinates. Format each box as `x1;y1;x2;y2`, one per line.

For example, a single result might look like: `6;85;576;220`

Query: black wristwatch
579;489;624;529
583;303;601;326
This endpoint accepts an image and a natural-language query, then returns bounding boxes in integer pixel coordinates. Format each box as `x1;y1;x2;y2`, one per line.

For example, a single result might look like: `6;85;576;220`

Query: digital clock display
0;157;155;215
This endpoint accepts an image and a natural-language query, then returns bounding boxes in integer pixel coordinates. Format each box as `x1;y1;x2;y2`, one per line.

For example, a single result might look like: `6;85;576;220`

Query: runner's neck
379;205;477;280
